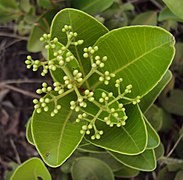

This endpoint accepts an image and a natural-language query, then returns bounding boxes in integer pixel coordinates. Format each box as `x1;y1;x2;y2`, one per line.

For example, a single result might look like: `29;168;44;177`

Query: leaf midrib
92;41;171;89
114;41;170;74
56;110;72;163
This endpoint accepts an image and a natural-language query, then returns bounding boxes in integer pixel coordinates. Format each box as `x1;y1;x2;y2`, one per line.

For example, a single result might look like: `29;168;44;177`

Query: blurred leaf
10;158;51;180
27;10;57;52
89;152;123;171
71;0;114;14
37;0;52;9
173;43;183;71
145;105;163;131
161;89;183;116
162;0;183;20
71;157;114;180
157;167;175;180
158;7;182;22
20;0;32;13
114;165;139;178
155;143;164;160
0;0;18;8
161;20;178;31
175;170;183;180
26;117;34;145
4;162;18;180
140;70;172;113
109;149;156;171
131;11;157;25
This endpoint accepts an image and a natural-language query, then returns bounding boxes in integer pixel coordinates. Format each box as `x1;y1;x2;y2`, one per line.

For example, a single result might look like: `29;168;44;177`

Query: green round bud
36;108;42;113
33;99;38;104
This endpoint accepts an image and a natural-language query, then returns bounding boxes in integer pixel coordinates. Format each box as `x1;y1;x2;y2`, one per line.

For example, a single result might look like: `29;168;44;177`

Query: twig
166;133;183;158
10;139;21;164
0;79;45;86
2;84;40;98
150;0;163;9
0;32;28;40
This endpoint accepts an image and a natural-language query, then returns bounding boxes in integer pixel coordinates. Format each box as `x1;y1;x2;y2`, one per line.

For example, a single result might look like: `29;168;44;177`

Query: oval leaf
32;93;84;167
109;149;156;171
85;105;147;155
50;8;108;84
71;157;114;180
10;158;51;180
91;26;175;98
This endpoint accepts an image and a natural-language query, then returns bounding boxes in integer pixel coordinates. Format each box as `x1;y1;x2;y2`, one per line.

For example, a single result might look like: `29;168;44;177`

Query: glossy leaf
71;157;114;180
32;93;84;167
10;158;51;180
145;117;160;149
114;165;139;178
71;0;114;14
131;11;157;25
50;8;108;84
162;0;183;19
85;105;147;155
26;117;34;145
140;70;172;113
91;26;175;98
109;149;156;171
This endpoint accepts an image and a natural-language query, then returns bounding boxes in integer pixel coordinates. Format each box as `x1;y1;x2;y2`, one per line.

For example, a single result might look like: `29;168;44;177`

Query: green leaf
162;0;183;19
161;89;183;116
158;7;183;22
85;105;147;155
157;167;175;180
19;0;32;13
71;157;114;180
131;11;157;25
89;152;123;171
27;10;57;52
10;158;51;180
145;105;164;131
91;26;175;98
114;165;139;178
155;143;164;160
37;0;52;9
140;70;172;113
50;8;108;83
78;142;105;153
26;117;34;145
71;0;114;14
109;149;156;171
175;171;183;180
0;0;17;8
32;93;84;167
145;117;160;149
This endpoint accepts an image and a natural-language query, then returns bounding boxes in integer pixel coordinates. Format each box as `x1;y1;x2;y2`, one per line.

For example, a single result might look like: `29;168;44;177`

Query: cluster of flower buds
70;97;87;112
53;82;64;95
84;90;94;102
63;75;73;89
132;96;141;105
40;34;58;50
33;97;51;113
50;104;62;117
99;91;113;103
83;46;99;58
91;128;104;140
25;56;41;72
36;82;52;94
92;55;107;69
62;25;84;46
99;71;115;85
73;69;83;83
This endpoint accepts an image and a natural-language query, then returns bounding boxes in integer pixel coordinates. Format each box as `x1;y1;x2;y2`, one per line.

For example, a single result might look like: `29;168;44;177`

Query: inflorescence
26;25;141;140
